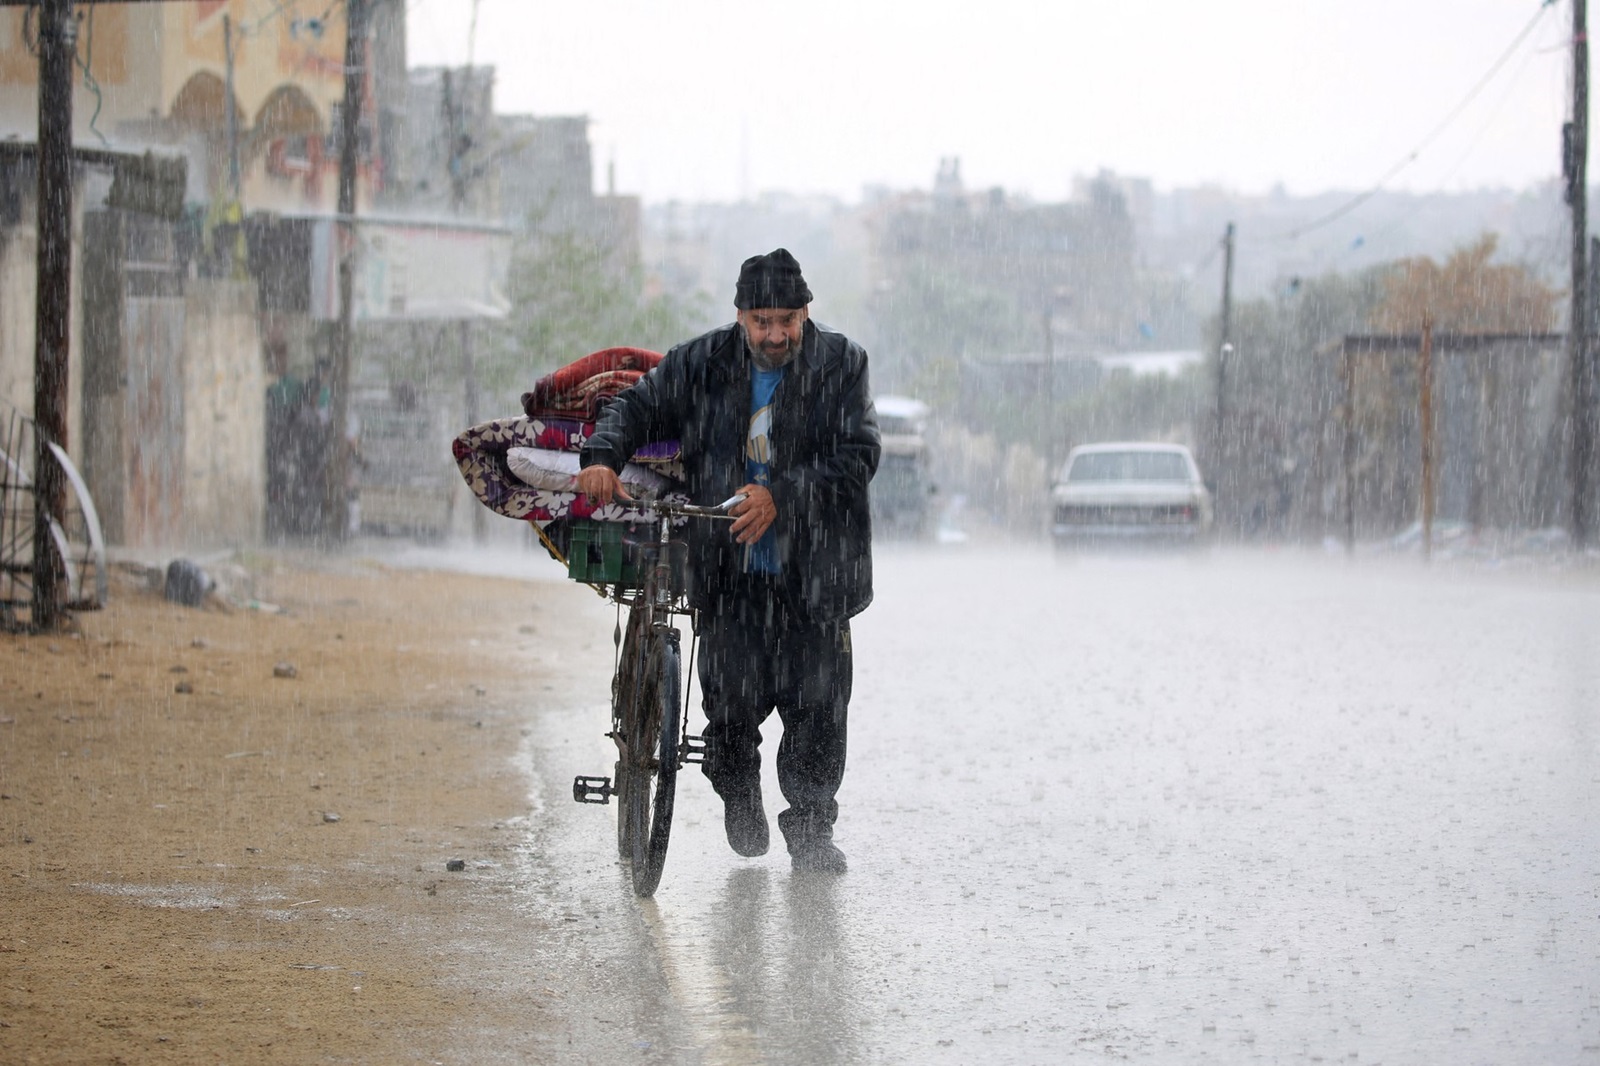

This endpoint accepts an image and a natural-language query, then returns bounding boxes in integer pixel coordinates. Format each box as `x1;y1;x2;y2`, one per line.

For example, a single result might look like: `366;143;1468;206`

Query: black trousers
697;576;852;847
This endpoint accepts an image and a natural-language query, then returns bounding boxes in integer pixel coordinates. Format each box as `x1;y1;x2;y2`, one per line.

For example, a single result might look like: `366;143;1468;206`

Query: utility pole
1589;234;1600;540
31;0;74;630
441;67;465;209
223;14;240;202
1041;302;1055;475
327;0;368;543
441;62;483;528
1341;345;1356;554
1419;315;1436;563
1568;0;1593;548
1214;222;1235;525
448;32;486;543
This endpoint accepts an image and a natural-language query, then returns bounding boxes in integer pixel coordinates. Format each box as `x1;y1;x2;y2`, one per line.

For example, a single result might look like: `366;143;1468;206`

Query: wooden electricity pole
1419;316;1436;563
1214;222;1236;528
30;0;75;630
326;0;368;543
444;62;486;542
1215;223;1236;438
1569;0;1593;548
223;13;240;201
1042;305;1054;474
16;0;212;627
1341;344;1356;553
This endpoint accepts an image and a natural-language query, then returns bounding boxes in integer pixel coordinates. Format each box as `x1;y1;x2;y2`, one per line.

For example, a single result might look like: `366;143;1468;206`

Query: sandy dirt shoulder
1;553;600;1064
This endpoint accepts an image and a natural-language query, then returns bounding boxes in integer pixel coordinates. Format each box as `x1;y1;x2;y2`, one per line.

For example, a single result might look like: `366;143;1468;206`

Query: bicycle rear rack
572;775;614;804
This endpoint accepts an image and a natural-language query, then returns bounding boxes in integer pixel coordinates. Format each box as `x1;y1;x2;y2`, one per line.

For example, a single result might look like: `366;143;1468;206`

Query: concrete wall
0;195;85;469
0;226;33;419
182;279;264;548
5;204;266;552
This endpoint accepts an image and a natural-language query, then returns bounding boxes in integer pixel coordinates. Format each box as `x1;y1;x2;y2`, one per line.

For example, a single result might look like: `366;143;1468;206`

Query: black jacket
580;319;880;622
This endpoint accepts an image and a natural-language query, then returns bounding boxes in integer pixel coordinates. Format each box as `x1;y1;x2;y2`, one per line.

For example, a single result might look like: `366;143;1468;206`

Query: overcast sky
407;0;1573;205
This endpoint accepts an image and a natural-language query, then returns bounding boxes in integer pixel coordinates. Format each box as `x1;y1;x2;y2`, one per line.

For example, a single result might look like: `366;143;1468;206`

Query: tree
485;230;708;395
867;264;1036;381
1369;233;1559;334
1208;267;1389;538
1206;237;1563;541
1362;236;1565;534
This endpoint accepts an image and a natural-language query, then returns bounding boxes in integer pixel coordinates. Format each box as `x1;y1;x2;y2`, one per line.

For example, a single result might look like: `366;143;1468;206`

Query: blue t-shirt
743;365;786;574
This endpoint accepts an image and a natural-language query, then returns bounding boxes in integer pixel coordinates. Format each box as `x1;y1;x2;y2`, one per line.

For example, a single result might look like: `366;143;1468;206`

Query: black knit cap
734;248;813;309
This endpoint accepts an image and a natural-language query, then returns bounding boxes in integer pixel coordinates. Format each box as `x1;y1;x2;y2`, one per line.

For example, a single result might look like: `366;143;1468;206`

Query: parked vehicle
1050;442;1213;548
871;395;936;539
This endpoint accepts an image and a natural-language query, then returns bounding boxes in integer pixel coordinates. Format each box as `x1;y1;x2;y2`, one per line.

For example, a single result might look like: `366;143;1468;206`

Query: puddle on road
508;699;874;1064
486;548;1600;1064
637;892;766;1066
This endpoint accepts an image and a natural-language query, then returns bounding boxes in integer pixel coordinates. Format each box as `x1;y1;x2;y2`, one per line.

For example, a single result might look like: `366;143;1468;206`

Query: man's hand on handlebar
576;465;631;505
729;483;776;545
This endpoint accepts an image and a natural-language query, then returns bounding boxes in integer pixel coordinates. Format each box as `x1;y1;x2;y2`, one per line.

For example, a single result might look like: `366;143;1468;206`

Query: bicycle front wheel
620;627;680;897
612;609;645;861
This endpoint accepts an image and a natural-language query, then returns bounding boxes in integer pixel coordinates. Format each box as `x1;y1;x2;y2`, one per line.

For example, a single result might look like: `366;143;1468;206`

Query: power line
1287;32;1555;278
241;0;301;36
1281;1;1557;241
74;3;109;147
1189;238;1221;279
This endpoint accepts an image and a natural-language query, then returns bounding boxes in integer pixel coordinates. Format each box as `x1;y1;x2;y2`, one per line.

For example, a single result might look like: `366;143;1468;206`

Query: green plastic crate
565;519;644;586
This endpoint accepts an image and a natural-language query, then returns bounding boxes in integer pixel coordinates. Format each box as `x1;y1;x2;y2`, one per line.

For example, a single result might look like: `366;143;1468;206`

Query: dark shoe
724;787;769;857
790;840;847;874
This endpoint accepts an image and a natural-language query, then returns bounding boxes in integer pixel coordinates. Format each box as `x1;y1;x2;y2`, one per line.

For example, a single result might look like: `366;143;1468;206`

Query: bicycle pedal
572;775;614;804
682;734;709;765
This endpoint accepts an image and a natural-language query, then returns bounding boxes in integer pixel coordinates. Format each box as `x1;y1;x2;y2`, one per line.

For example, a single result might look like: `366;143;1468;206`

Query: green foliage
1201;266;1390;535
485;230;708;392
1198;235;1557;537
868;266;1037;377
899;354;964;414
1215;267;1389;429
1057;365;1207;455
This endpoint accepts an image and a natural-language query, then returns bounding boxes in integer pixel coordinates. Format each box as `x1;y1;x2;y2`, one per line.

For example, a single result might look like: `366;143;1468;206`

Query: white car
1050;442;1214;548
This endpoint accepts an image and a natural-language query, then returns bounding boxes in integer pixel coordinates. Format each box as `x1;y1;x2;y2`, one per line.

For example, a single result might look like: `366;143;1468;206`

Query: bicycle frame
610;495;738;633
620;497;741;742
573;494;744;896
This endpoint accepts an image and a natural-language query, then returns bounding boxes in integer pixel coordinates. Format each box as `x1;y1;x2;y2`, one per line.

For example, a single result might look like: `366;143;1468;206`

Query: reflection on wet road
513;546;1600;1063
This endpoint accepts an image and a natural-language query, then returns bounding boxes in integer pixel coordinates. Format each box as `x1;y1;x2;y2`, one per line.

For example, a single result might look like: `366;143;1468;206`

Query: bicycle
568;494;743;897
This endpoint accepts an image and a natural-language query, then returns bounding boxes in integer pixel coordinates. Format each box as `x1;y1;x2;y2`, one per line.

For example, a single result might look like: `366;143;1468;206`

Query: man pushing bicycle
576;248;880;874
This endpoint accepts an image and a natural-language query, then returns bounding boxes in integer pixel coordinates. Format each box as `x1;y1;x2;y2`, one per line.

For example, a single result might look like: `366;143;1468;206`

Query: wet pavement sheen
509;546;1600;1064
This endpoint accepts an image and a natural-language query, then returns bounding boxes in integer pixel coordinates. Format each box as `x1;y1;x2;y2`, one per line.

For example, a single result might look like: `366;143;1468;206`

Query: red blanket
521;346;662;420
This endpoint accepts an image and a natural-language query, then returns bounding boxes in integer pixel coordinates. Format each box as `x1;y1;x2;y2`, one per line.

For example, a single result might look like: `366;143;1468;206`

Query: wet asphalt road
501;544;1599;1064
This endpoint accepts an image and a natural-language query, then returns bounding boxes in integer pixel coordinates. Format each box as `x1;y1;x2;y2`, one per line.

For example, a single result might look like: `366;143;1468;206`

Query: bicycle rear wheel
617;623;680;896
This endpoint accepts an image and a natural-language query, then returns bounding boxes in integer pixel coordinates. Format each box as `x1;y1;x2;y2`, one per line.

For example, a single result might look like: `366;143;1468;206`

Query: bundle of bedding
453;347;688;566
519;346;663;421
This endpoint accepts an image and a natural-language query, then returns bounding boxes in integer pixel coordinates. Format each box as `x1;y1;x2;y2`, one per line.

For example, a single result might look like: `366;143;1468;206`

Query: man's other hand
576;465;630;505
729;484;776;544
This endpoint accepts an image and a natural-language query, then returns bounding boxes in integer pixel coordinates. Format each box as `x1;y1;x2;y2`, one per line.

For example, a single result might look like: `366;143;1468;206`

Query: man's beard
742;325;801;370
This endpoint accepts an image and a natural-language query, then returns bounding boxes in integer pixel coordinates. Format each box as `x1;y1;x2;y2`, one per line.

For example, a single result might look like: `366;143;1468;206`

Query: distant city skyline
408;0;1574;205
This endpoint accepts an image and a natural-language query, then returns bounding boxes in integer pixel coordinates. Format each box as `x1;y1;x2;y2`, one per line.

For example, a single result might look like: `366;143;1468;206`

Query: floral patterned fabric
506;447;675;495
452;415;686;526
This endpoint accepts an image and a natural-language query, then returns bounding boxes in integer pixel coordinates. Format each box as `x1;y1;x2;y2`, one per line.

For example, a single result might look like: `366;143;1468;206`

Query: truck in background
871;395;936;540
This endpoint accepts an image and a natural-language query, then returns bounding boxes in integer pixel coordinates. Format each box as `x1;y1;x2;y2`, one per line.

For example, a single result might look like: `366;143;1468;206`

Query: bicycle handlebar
640;493;746;520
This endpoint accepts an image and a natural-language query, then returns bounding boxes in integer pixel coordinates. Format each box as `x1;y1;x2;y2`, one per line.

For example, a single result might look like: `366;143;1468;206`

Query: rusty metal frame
1335;332;1565;554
